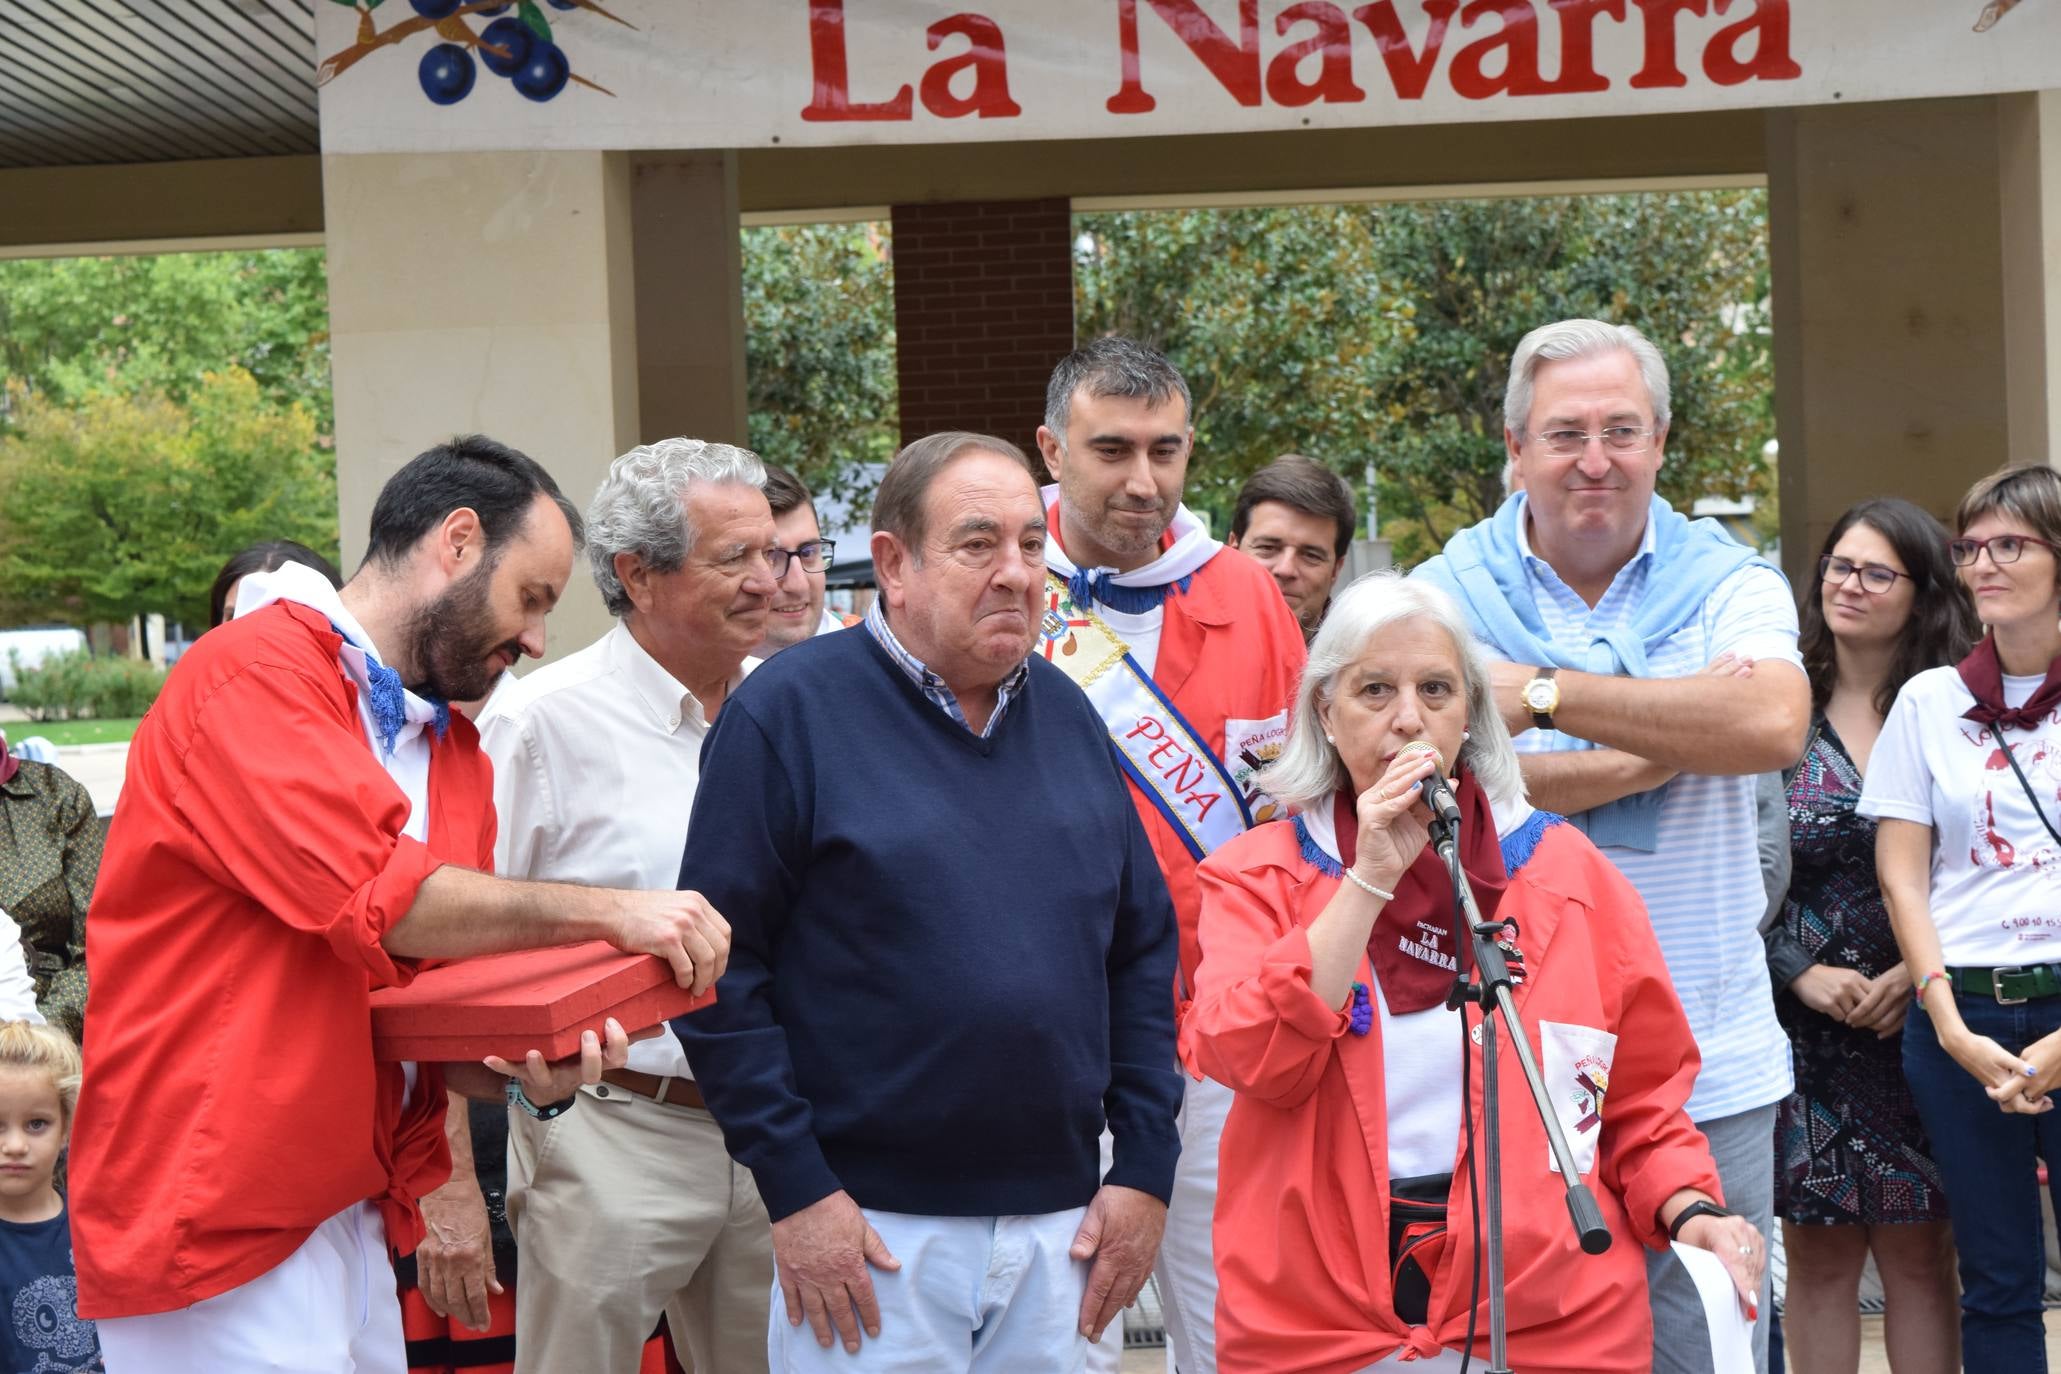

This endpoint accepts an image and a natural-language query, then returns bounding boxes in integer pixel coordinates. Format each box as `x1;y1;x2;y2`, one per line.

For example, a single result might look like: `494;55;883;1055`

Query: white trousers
770;1207;1090;1373
1087;1073;1228;1374
99;1200;404;1374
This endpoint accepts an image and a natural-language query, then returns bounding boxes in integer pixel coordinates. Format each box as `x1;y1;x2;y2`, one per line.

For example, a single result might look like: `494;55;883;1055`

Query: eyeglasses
767;539;835;578
1526;427;1657;458
1818;555;1910;594
1948;534;2061;567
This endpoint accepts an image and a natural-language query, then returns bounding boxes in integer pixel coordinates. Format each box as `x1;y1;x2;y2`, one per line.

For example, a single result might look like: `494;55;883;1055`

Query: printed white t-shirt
1858;665;2061;964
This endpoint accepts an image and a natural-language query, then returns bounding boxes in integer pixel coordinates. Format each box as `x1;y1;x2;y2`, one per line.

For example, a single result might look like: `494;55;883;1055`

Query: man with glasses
1414;319;1809;1374
471;438;780;1373
757;465;857;657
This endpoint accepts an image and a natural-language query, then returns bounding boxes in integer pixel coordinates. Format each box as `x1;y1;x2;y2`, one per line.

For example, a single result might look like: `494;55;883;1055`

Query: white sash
1039;573;1250;861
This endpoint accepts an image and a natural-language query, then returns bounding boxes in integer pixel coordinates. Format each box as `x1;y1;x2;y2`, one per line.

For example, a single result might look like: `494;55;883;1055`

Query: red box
369;942;715;1062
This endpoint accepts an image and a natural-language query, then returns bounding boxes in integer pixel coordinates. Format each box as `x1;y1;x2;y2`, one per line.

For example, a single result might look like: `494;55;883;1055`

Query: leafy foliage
5;649;164;722
1074;191;1773;564
0;250;334;437
0;370;339;629
742;221;899;508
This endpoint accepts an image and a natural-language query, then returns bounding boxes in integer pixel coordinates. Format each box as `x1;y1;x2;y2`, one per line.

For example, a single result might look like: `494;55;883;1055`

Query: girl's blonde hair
0;1021;82;1126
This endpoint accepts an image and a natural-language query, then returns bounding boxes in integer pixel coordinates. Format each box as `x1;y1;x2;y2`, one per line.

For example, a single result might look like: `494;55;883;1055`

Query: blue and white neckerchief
1065;566;1193;616
1041;483;1221;616
346;635;452;757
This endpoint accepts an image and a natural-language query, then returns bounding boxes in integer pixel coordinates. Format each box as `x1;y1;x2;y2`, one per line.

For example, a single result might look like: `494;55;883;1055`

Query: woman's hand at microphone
1352;749;1441;896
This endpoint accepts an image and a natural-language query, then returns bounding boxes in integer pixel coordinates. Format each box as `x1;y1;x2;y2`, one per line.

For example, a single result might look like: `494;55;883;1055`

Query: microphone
1394;740;1462;830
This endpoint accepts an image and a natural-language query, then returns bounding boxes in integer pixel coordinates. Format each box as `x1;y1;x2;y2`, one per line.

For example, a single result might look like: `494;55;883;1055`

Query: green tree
1074;192;1773;565
742;221;898;507
0;369;339;629
0;249;334;437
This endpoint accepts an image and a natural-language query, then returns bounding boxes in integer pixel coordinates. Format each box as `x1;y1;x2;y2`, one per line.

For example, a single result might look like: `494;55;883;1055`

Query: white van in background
0;626;88;698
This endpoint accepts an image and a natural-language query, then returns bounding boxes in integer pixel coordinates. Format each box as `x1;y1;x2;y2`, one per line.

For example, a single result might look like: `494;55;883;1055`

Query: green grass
5;717;142;747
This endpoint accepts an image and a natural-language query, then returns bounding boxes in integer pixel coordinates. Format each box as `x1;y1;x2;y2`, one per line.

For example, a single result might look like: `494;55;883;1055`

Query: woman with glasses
1771;498;1972;1374
1862;465;2061;1370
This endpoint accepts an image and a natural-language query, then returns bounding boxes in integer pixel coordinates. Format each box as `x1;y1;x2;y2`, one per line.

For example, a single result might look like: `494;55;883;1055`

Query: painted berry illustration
418;41;476;104
319;0;631;106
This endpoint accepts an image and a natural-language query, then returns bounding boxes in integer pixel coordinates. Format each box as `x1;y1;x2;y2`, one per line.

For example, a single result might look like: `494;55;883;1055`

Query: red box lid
369;942;715;1062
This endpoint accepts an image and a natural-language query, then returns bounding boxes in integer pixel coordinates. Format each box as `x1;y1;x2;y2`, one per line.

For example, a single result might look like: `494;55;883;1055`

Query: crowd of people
3;317;2059;1373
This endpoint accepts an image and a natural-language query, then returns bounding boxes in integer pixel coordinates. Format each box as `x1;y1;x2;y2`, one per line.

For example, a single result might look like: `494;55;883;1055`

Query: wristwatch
1521;666;1560;732
1667;1199;1736;1241
506;1075;578;1121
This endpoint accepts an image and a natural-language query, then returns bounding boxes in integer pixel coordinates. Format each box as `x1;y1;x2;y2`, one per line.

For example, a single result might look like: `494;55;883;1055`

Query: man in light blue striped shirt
1413;319;1808;1374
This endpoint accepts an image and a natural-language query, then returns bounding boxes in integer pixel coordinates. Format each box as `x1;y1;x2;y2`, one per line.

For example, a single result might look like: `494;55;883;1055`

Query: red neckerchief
1332;769;1507;1014
1957;635;2061;730
0;738;16;787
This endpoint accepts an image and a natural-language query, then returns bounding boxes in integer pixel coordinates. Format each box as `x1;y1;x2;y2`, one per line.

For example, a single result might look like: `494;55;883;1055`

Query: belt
596;1068;705;1109
1948;964;2061;1005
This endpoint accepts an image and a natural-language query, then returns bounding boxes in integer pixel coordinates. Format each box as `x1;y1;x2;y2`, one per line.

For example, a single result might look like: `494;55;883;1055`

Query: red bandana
1332;769;1508;1014
1957;635;2061;731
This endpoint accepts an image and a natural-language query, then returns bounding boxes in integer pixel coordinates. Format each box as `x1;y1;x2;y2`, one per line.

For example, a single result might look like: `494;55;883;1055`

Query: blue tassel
1067;567;1193;616
338;622;451;755
1499;810;1564;876
1348;982;1373;1036
1294;816;1342;877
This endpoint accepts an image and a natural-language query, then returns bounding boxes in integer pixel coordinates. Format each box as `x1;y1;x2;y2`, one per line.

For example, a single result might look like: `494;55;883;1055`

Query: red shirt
71;602;492;1318
1059;542;1306;1014
1186;817;1723;1374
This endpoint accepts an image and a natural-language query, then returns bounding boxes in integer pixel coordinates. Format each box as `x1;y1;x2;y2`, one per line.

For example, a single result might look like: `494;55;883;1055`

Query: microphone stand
1432;807;1611;1374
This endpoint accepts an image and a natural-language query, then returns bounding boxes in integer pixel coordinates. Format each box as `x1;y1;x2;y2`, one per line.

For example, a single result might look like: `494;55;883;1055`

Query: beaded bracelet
1342;866;1396;902
1912;969;1949;1005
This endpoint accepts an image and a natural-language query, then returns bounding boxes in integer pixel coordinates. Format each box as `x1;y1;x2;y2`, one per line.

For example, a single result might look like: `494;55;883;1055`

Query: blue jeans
1903;994;2061;1371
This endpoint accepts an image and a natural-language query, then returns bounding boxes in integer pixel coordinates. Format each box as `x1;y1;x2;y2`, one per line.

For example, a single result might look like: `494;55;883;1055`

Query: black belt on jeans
1948;964;2061;1005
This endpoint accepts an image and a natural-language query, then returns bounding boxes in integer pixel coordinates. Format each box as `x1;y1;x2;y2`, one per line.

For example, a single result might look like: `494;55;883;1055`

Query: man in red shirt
70;435;730;1374
1035;340;1307;1374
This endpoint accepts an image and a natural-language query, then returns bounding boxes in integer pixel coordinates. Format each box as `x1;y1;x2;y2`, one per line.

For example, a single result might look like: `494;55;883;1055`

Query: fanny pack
1388;1172;1454;1327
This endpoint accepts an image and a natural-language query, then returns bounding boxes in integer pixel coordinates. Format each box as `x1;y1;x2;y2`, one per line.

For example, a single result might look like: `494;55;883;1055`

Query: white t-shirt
1097;603;1164;677
1858;665;2061;964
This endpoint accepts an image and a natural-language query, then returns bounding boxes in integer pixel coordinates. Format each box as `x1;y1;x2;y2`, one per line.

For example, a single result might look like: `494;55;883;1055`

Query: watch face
1524;681;1555;712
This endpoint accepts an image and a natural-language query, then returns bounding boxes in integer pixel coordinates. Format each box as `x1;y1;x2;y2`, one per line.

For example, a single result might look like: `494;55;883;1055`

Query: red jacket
1186;815;1722;1374
1061;543;1305;1014
71;602;490;1317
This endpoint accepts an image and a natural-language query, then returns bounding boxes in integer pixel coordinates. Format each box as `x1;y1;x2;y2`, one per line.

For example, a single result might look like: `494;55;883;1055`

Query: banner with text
315;1;2061;154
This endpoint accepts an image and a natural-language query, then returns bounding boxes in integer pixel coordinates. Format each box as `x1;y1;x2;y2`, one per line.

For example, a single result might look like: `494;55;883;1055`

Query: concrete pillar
631;152;749;446
2001;91;2061;472
324;149;641;659
891;198;1075;461
1770;95;2061;576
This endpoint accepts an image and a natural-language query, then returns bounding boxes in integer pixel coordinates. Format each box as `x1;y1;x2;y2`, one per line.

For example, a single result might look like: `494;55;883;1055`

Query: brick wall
890;197;1076;463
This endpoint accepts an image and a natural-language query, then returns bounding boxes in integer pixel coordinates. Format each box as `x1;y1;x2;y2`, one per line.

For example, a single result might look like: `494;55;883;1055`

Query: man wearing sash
1035;338;1307;1374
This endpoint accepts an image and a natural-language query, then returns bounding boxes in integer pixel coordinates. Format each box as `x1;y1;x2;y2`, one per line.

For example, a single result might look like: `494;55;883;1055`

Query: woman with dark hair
208;539;342;628
1770;497;1972;1373
1864;466;2061;1370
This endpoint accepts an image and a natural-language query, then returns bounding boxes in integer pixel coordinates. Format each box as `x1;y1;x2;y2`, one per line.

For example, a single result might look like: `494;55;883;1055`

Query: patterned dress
1774;718;1948;1226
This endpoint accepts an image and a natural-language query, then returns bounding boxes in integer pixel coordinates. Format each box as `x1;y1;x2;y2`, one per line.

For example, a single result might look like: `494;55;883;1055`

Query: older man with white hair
1413;319;1809;1374
472;437;781;1373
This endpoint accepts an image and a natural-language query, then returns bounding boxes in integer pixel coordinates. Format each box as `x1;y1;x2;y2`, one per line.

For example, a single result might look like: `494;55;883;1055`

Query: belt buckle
1993;967;2030;1005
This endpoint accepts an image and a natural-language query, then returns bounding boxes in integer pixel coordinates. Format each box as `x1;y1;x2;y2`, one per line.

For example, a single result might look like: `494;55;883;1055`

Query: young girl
0;1020;102;1372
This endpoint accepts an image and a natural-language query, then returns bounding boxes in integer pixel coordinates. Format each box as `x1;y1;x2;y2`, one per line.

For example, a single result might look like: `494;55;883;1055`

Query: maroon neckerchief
0;739;15;787
1956;635;2061;730
1332;767;1509;1014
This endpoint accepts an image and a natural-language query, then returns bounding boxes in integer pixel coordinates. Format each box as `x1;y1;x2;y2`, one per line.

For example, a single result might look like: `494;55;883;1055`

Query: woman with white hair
1185;573;1760;1373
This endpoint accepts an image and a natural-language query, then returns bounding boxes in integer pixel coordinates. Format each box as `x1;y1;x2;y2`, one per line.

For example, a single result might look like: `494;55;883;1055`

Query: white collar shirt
476;621;753;1078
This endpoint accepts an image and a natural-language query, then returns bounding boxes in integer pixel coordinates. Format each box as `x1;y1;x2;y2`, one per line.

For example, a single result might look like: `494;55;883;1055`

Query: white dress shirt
477;622;752;1078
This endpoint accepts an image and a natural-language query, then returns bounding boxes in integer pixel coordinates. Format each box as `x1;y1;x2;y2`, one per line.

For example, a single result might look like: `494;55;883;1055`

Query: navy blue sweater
672;625;1183;1221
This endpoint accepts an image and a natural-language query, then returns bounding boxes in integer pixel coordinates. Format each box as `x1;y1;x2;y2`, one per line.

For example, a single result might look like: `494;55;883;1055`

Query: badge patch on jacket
1225;713;1290;824
1541;1020;1618;1177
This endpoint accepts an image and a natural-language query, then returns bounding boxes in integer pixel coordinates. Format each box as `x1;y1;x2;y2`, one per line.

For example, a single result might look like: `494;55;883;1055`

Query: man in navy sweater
674;431;1183;1372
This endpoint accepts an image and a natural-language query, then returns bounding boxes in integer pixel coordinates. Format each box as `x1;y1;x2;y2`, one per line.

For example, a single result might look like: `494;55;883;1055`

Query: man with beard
68;435;733;1373
473;439;779;1373
1034;338;1307;1374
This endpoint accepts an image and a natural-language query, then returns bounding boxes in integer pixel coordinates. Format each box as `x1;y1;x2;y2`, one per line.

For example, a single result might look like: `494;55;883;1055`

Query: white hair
1258;572;1525;814
1503;318;1672;437
585;437;765;617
